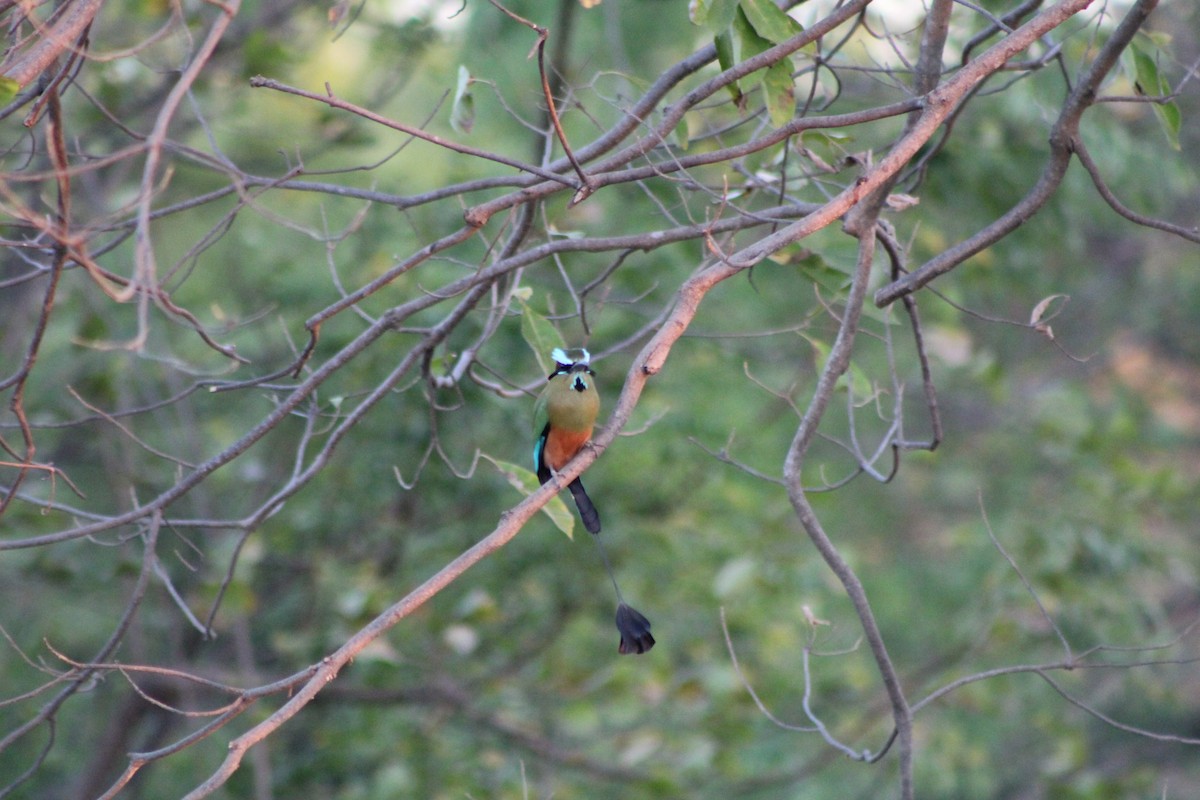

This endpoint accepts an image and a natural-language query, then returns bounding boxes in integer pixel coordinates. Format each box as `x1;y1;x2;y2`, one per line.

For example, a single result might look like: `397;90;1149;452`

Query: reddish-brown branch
0;0;104;88
1;1;1188;796
173;5;1100;774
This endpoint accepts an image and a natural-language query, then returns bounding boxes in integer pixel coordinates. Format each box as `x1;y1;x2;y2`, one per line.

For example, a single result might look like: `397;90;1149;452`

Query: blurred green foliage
1;0;1199;798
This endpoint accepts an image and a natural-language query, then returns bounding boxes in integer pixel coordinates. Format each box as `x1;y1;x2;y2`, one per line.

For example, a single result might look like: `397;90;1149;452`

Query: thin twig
249;76;579;191
977;489;1074;660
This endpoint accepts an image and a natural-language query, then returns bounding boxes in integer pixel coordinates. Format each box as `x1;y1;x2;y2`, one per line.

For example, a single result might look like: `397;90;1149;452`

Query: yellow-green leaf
762;59;795;128
733;7;768;59
732;6;794;126
797;255;850;293
739;0;803;44
714;30;742;107
674;115;690;151
1131;43;1181;150
518;296;566;375
483;455;576;539
0;75;18;106
450;65;475;135
1153;100;1182;150
800;335;871;398
689;0;738;33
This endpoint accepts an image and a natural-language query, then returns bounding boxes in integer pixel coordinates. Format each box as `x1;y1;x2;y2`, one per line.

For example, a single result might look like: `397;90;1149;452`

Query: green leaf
674;115;690;151
518;296;565;375
0;75;18;106
1130;43;1180;150
800;334;871;398
762;59;795;128
796;255;851;293
1153;100;1182;150
803;333;832;371
732;7;768;59
1131;45;1167;95
428;352;457;376
845;358;873;400
738;0;803;44
732;7;794;126
689;0;738;33
450;65;475;135
714;30;743;108
483;455;576;539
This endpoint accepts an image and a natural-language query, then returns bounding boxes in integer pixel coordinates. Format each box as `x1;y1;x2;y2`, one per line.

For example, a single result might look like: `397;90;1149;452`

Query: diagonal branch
0;0;104;89
175;9;1100;787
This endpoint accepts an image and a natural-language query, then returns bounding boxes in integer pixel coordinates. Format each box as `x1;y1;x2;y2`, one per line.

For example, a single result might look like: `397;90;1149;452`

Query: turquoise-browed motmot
534;348;602;534
534;347;655;655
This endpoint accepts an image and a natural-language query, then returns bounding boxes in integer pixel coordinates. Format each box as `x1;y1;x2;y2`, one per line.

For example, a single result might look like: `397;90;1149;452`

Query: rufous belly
544;427;592;471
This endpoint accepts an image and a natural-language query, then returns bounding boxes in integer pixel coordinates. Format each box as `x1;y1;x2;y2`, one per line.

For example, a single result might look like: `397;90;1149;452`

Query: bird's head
549;348;595;392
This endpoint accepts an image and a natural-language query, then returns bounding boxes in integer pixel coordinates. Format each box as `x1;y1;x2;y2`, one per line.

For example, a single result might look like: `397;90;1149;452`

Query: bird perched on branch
534;347;602;533
534;347;655;655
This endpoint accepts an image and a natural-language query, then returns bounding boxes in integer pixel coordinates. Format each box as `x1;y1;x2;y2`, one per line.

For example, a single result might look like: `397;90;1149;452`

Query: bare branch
0;0;104;89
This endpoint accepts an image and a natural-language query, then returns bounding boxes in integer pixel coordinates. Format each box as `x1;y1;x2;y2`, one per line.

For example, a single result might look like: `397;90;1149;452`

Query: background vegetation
1;0;1198;797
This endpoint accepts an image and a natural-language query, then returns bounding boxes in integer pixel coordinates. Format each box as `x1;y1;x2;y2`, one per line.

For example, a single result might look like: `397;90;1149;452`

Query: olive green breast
538;369;600;433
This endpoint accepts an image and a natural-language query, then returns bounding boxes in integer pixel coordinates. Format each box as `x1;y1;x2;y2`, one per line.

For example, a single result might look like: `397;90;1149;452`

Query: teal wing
532;385;550;477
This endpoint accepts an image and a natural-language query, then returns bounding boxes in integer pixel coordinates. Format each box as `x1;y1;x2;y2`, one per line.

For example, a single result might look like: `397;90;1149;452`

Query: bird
533;347;655;655
534;347;602;534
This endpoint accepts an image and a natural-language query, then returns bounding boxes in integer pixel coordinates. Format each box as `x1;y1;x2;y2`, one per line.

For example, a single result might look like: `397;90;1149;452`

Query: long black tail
547;472;657;652
565;476;655;654
564;496;652;662
567;477;601;534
